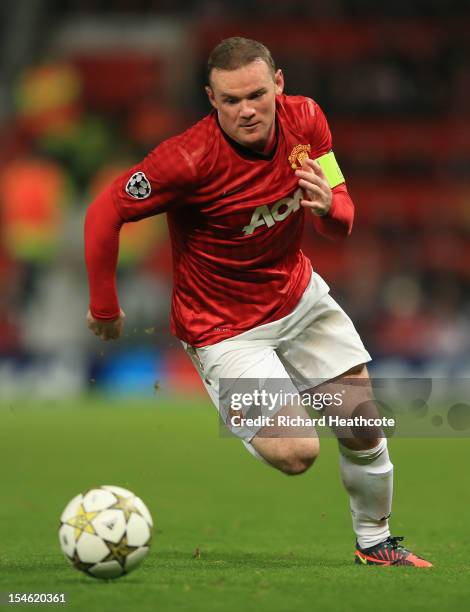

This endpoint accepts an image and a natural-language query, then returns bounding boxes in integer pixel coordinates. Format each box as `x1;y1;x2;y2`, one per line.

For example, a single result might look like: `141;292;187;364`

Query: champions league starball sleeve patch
125;171;151;199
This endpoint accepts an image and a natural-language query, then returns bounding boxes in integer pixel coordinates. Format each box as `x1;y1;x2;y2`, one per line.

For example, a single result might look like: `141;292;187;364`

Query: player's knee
280;438;319;476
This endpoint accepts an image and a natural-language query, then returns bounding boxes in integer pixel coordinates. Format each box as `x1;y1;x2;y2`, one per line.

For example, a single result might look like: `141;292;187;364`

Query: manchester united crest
288;144;311;170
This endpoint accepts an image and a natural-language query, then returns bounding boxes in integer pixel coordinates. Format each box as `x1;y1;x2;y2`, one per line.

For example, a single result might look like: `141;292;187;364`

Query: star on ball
110;494;143;521
66;504;99;540
105;535;139;567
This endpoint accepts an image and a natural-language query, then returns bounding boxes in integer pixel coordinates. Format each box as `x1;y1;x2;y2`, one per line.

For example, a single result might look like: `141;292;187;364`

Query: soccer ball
59;485;153;579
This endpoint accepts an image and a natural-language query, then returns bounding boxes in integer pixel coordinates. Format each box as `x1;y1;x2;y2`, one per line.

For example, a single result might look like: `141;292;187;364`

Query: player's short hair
207;37;276;84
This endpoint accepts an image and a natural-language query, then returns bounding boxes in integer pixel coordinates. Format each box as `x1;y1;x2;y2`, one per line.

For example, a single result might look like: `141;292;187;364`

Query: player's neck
244;122;276;155
260;123;276;155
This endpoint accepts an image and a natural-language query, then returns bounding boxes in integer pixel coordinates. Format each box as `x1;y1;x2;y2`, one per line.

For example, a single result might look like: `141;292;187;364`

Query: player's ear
205;85;218;109
274;69;284;95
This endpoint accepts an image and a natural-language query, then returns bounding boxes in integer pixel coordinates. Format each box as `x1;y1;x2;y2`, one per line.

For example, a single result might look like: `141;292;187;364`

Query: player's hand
87;309;126;341
295;158;332;216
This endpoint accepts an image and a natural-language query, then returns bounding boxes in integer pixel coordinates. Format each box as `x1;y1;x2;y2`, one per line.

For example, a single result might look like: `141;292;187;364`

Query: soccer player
85;37;431;567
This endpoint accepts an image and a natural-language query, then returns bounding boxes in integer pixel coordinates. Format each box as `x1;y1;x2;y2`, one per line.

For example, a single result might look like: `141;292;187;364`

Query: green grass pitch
1;396;469;611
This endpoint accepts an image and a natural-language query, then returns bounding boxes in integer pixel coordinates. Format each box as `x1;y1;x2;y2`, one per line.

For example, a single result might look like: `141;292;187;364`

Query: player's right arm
84;137;198;341
84;184;127;340
84;183;126;340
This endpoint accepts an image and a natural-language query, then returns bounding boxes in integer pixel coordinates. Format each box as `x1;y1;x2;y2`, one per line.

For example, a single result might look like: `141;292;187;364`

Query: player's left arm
297;99;354;239
295;156;354;239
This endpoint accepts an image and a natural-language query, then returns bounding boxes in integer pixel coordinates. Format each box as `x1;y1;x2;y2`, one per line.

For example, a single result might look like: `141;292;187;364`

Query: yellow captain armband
314;151;345;188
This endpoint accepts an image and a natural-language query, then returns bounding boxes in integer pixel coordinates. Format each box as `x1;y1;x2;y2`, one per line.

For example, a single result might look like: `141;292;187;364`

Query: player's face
206;60;284;151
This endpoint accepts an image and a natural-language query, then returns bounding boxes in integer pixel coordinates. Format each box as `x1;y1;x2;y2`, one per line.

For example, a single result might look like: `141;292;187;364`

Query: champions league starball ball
59;485;153;579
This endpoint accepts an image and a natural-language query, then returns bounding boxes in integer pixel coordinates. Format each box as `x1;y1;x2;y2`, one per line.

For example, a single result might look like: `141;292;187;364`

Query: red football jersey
86;94;354;346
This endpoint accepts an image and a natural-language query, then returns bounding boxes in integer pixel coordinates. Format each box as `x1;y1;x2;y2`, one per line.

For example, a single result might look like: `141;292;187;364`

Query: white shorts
182;270;371;442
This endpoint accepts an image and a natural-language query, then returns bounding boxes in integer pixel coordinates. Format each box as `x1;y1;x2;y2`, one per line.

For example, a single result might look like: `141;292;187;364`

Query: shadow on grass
148;549;348;570
1;549;350;590
1;548;347;576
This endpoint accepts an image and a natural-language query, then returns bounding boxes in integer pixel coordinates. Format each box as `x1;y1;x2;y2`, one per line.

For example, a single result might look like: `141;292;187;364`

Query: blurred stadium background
1;0;469;403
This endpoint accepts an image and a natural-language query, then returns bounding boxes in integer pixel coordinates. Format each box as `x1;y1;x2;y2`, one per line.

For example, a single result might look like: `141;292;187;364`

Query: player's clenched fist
295;158;332;217
87;309;126;341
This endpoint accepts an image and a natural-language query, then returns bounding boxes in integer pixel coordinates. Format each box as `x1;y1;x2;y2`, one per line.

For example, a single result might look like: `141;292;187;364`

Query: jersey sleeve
85;115;214;322
302;98;333;159
84;185;124;320
312;183;354;240
85;136;199;320
110;137;198;222
303;99;353;237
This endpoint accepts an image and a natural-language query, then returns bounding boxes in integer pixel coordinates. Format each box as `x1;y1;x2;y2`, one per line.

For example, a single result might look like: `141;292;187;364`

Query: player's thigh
277;292;371;388
183;338;300;441
276;294;379;450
